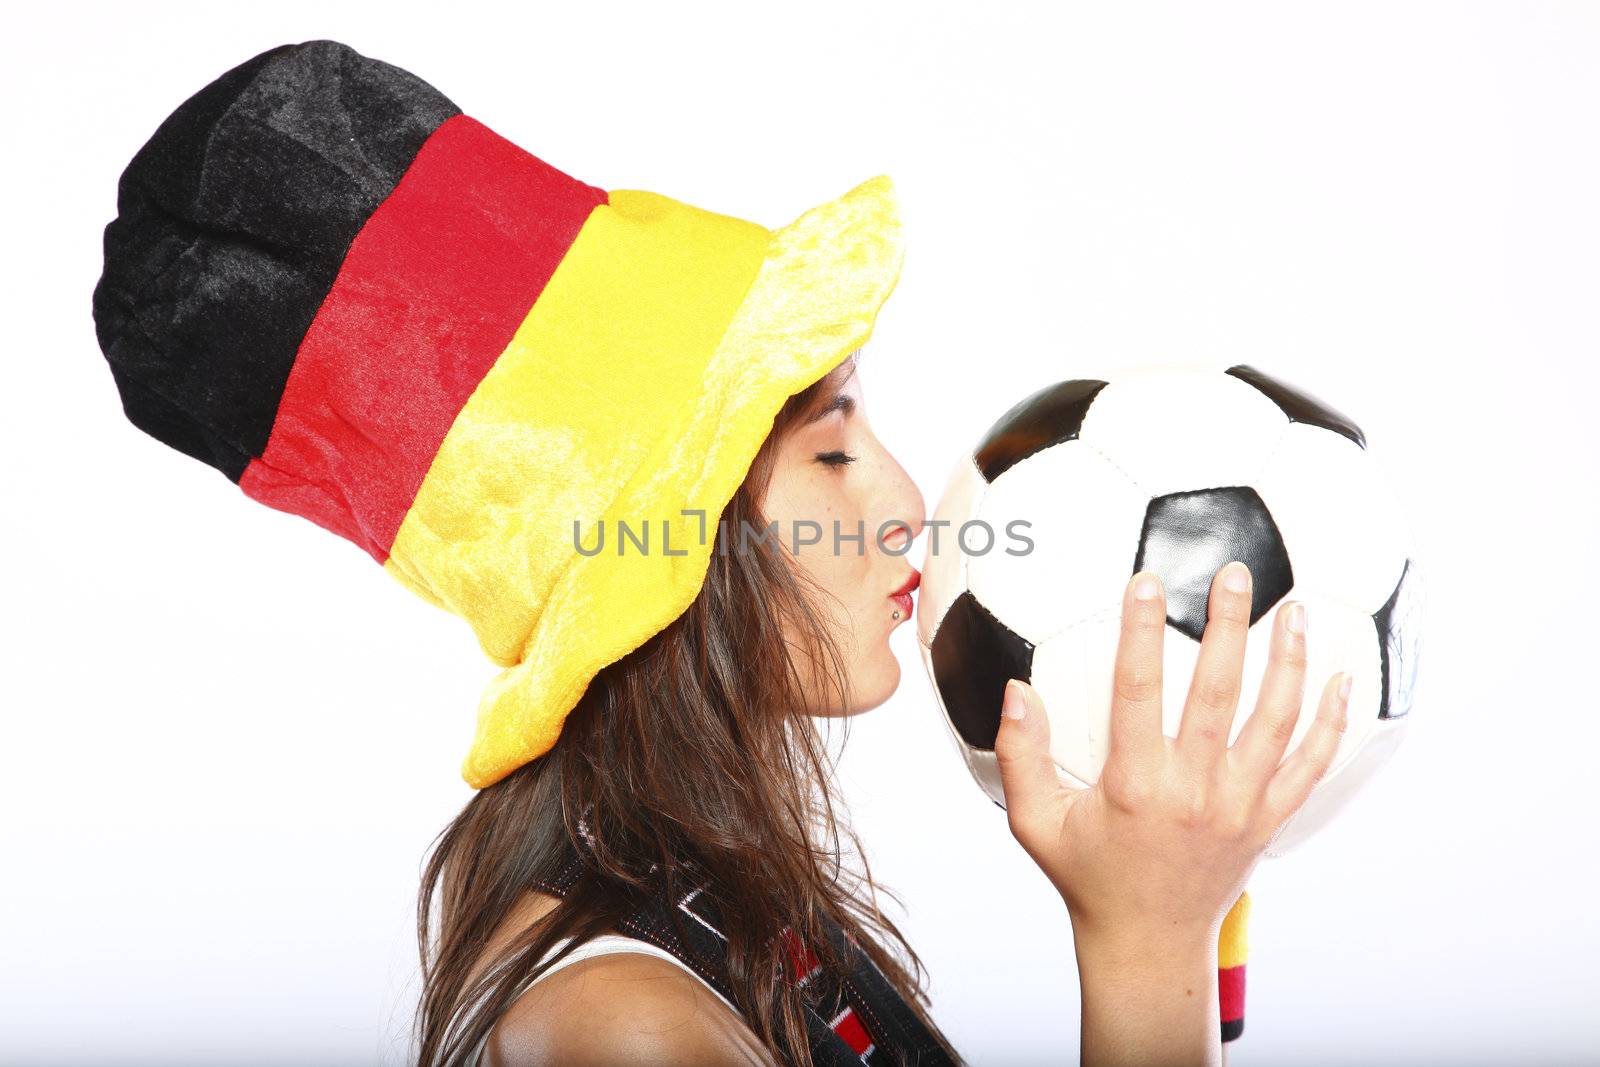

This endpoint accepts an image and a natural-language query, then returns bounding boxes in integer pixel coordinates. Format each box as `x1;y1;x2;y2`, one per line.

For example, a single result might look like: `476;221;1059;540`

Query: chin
843;653;902;716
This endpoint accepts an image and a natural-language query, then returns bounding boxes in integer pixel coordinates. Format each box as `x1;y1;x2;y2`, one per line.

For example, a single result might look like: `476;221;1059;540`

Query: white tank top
468;932;739;1065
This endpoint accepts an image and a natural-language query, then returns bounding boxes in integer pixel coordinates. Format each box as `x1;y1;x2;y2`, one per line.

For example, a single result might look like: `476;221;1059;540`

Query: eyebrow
805;390;855;425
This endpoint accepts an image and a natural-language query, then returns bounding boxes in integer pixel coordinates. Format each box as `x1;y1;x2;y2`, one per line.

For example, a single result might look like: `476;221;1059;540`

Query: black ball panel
1374;558;1423;719
1135;486;1294;642
973;378;1109;482
1226;364;1367;450
930;591;1036;751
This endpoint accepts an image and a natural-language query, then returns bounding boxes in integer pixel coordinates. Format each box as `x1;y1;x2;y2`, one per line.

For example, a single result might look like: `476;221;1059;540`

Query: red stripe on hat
239;113;606;561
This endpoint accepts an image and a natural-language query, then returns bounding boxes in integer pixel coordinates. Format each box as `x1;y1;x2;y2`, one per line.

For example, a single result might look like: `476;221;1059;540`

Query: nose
881;478;926;553
901;504;926;544
906;481;927;542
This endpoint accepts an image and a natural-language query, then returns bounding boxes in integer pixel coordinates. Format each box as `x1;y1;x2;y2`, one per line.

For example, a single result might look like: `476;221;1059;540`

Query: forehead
821;357;861;395
785;355;861;433
808;361;860;417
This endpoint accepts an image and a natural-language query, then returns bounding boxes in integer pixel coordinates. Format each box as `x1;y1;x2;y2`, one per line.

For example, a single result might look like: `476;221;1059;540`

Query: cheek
776;475;872;579
817;504;879;607
790;525;876;621
762;451;890;632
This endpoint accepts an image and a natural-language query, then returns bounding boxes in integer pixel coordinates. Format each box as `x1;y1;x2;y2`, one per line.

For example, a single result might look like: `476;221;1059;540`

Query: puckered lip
889;569;921;599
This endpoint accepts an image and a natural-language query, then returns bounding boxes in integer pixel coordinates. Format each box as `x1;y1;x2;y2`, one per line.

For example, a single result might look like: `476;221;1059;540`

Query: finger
1176;561;1254;767
1229;599;1309;782
1105;570;1166;777
1265;671;1352;821
994;680;1073;839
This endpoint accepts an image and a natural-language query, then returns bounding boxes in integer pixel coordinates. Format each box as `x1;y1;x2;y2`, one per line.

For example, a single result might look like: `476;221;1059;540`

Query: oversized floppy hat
93;39;903;788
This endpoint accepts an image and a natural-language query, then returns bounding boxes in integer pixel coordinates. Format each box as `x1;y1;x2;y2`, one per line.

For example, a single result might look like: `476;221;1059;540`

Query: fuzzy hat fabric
93;39;903;787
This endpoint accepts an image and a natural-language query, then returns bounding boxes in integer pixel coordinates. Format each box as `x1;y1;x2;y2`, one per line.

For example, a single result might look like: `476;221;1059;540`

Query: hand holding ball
987;563;1355;946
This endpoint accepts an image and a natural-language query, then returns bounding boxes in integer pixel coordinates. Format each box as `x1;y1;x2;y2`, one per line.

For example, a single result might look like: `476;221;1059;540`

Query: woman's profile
92;39;1352;1067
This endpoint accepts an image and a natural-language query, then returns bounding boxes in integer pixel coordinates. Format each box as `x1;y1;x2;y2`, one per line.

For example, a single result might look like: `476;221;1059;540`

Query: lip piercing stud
891;609;902;620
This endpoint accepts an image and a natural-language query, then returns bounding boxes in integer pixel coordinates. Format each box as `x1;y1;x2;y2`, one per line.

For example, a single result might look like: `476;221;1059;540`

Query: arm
993;564;1349;1067
1073;886;1251;1065
1073;922;1220;1067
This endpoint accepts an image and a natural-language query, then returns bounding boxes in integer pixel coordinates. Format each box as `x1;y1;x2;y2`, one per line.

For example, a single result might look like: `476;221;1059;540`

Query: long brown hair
412;359;960;1066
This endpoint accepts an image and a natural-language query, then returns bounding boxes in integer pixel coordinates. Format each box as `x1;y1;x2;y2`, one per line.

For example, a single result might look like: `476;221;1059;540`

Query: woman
430;354;1347;1067
92;39;1350;1067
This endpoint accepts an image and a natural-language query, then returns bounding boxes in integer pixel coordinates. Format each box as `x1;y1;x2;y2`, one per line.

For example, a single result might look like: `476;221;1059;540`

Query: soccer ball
916;362;1423;855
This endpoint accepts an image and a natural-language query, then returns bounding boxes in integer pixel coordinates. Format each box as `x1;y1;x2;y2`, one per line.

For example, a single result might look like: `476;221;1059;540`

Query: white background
3;2;1597;1064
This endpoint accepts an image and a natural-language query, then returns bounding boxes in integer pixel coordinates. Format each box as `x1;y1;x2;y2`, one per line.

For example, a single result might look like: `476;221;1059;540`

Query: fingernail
1223;561;1250;593
1003;680;1028;720
1132;572;1161;601
1286;602;1305;635
1338;672;1354;702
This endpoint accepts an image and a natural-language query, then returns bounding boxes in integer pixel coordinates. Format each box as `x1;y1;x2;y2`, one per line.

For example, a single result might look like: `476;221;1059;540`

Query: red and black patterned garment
531;850;956;1067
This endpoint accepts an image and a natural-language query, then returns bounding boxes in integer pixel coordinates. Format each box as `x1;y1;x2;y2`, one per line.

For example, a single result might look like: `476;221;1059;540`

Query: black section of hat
91;39;460;481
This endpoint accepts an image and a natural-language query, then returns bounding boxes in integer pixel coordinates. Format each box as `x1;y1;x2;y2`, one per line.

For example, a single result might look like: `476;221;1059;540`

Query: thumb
993;679;1067;830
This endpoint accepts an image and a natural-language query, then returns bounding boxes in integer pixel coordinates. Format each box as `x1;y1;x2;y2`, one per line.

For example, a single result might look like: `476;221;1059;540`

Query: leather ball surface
916;362;1423;855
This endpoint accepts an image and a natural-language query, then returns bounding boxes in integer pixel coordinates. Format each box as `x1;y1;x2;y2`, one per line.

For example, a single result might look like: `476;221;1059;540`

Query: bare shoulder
481;951;778;1067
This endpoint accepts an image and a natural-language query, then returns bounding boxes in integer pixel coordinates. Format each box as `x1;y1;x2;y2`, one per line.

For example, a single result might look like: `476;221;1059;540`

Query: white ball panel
1239;593;1382;773
1079;367;1289;497
1066;357;1238;381
1029;604;1122;784
1159;623;1208;741
916;456;987;649
962;747;1006;807
955;747;1095;811
1266;716;1408;857
1157;597;1380;765
1255;422;1411;614
969;441;1150;645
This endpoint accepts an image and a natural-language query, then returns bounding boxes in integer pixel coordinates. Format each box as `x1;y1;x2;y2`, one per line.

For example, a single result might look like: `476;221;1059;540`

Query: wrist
1071;913;1220;973
1072;919;1222;1067
1072;916;1219;1020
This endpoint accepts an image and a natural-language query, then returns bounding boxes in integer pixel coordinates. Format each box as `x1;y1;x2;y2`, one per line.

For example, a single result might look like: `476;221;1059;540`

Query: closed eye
815;450;857;468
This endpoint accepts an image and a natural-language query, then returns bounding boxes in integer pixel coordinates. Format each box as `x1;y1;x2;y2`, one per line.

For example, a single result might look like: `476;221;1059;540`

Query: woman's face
759;359;927;716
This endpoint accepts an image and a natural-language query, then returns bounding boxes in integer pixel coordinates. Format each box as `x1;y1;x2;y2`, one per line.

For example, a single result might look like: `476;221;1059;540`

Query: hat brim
462;175;904;788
